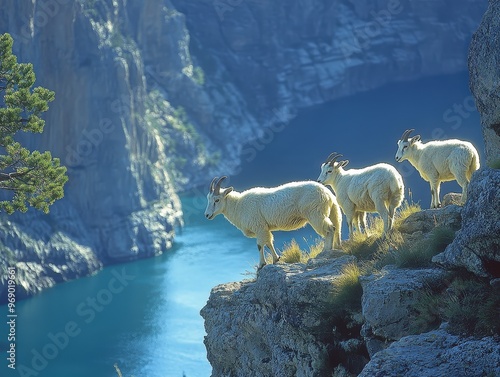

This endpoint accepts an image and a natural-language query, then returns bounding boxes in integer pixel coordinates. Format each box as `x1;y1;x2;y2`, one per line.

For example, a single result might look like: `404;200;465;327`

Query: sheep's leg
267;239;280;264
374;199;390;234
329;206;342;249
435;182;442;208
359;212;368;234
342;205;356;238
388;196;401;231
256;230;279;269
460;182;468;205
355;212;362;233
455;174;469;205
387;204;395;230
333;228;341;249
257;244;266;270
429;180;441;209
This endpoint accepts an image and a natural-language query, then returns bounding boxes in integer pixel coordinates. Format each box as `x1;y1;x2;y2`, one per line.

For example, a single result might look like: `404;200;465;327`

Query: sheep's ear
410;135;421;144
340;160;349;167
223;187;233;196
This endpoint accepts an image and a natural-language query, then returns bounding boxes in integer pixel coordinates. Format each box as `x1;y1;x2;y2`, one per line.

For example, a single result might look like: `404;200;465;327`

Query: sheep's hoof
273;257;281;264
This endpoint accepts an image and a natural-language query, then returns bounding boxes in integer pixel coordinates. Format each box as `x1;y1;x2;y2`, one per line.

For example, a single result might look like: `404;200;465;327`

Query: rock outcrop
201;255;365;377
469;0;500;165
359;328;500;377
360;267;446;357
201;1;500;375
433;168;500;278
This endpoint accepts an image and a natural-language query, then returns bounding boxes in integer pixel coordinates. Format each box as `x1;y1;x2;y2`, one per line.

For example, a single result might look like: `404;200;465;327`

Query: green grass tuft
393;226;455;269
279;238;324;264
328;263;363;318
393;201;422;231
411;275;500;337
443;277;500;336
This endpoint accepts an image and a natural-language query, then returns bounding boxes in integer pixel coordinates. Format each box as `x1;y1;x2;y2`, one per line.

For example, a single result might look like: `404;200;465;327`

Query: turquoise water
0;73;484;377
1;196;316;377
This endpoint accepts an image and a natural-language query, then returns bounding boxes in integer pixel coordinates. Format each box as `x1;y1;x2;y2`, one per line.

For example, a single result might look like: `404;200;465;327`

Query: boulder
398;205;462;235
433;168;500;278
442;192;463;207
359;328;500;377
201;255;359;377
360;267;446;357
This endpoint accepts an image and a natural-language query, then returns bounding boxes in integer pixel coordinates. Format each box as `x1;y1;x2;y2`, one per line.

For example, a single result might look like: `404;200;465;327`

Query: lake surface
0;73;484;377
1;196;316;377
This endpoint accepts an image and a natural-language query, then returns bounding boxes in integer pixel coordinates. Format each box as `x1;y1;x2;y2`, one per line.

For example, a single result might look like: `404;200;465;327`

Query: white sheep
317;153;405;236
205;176;342;269
395;129;480;208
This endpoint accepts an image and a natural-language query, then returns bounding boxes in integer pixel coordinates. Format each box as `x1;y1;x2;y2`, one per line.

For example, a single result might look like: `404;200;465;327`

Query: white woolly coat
326;163;404;214
221;181;339;238
402;140;480;183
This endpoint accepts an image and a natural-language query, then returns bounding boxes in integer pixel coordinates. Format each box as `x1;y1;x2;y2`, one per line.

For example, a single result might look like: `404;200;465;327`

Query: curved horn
214;176;227;195
400;129;415;142
209;177;218;193
326;152;343;165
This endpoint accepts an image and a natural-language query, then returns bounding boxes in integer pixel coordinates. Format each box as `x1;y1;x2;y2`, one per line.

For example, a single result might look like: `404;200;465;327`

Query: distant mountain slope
0;0;486;300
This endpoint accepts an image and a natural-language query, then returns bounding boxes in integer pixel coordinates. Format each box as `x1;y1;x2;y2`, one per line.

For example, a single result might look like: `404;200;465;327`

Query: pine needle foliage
0;33;67;213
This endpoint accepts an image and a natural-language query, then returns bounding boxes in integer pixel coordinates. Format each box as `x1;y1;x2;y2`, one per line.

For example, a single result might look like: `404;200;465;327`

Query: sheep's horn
214;176;227;195
326;153;342;166
209;177;218;193
400;129;415;142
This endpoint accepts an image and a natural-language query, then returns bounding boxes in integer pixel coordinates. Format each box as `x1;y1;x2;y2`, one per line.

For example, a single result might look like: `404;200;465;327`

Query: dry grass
393;201;421;231
280;238;324;264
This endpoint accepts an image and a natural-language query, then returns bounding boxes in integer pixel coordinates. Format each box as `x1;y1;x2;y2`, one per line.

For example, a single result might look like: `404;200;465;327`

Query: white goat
205;176;342;269
395;129;480;208
317;153;405;236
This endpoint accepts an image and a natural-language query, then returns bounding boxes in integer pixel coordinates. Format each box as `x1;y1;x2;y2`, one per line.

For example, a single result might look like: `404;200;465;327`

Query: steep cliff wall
469;0;500;165
173;0;484;119
0;0;486;300
0;0;188;299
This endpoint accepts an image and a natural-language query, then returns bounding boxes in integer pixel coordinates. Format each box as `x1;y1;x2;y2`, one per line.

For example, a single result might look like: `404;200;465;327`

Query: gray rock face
398;204;462;240
433;168;500;278
0;0;486;299
201;255;358;377
469;0;500;165
0;0;186;299
359;328;500;377
442;192;463;207
360;267;446;356
174;0;485;116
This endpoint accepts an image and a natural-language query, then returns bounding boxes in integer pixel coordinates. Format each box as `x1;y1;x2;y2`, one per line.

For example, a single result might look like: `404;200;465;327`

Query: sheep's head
395;129;421;162
205;176;233;220
317;152;349;186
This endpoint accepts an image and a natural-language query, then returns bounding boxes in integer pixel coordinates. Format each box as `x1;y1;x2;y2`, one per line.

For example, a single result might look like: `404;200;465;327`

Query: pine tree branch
0;168;34;182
